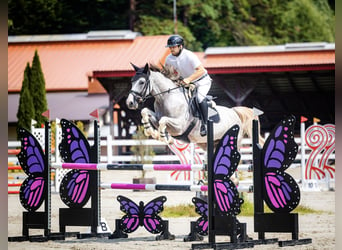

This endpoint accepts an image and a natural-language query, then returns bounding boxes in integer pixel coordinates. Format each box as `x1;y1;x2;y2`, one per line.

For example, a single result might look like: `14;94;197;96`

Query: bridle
129;74;152;104
129;72;183;104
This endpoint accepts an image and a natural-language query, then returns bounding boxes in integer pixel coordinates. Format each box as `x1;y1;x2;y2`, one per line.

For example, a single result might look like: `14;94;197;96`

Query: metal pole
300;122;306;189
252;119;265;240
207;120;215;244
44;121;51;236
109;96;114;138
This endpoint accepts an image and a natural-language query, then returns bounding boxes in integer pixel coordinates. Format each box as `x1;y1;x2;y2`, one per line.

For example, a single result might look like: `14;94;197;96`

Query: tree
8;0;130;35
30;50;48;127
212;0;335;46
17;63;35;131
8;0;335;49
136;16;202;51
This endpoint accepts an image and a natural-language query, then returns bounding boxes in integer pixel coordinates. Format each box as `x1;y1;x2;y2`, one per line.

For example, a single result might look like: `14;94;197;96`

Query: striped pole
8;191;20;194
100;183;253;193
51;163;253;172
8;149;20;155
8;183;22;187
52;163;204;171
8;166;22;171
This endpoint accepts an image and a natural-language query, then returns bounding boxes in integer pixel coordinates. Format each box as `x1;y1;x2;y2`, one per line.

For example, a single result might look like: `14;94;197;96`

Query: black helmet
165;35;184;47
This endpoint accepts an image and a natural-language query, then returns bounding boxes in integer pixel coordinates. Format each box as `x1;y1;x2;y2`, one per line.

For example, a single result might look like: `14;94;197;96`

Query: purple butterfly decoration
262;116;300;213
17;128;46;212
59;119;91;208
192;197;208;236
213;125;243;216
117;195;167;234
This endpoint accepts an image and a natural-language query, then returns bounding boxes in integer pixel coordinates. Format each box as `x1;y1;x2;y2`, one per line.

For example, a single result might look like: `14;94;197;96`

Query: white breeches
195;77;212;102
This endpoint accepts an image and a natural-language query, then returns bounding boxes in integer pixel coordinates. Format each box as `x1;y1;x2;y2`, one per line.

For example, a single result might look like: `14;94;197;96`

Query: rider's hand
183;78;191;85
179;78;191;87
189;83;195;91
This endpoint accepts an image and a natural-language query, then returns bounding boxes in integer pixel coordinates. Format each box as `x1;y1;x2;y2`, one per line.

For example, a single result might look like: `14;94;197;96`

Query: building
8;30;335;140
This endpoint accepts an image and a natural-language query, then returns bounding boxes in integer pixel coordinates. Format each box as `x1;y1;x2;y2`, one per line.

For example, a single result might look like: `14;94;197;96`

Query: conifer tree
17;62;35;131
30;50;48;127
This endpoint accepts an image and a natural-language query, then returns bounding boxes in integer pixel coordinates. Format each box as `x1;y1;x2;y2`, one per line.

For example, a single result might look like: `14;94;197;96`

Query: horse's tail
232;106;265;146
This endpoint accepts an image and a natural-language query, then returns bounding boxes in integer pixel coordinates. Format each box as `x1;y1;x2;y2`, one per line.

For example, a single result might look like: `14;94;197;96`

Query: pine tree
30;50;48;127
17;62;35;131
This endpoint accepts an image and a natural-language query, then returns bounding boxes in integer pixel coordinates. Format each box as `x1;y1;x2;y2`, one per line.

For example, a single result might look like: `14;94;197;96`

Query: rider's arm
183;64;206;84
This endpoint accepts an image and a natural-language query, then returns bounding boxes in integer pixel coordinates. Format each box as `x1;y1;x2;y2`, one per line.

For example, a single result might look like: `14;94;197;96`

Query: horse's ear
143;63;149;74
130;62;140;72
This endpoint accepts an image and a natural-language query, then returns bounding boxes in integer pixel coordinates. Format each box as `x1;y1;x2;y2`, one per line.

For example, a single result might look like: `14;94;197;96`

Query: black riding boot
199;100;208;136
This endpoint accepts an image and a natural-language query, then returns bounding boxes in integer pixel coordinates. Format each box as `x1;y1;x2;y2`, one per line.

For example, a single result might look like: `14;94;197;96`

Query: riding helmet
165;35;184;47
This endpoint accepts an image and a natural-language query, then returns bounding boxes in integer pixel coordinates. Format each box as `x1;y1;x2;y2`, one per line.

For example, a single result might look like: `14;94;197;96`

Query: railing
8;133;335;193
8;137;335;165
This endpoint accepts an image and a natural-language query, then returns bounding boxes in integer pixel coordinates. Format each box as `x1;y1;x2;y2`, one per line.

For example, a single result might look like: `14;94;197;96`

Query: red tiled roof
8;35;170;92
203;50;335;74
8;35;335;93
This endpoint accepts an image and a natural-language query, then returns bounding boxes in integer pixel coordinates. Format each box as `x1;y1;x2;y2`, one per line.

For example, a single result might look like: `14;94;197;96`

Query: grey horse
126;63;262;150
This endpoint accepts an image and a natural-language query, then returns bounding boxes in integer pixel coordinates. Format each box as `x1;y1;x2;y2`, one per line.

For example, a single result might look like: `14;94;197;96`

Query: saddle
189;94;220;123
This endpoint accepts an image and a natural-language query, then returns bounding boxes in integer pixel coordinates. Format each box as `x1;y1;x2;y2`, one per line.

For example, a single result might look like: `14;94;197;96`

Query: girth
172;120;197;143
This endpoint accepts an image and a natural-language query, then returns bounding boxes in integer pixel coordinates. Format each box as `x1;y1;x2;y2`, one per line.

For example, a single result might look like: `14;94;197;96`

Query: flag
252;107;264;116
313;117;321;124
89;109;99;119
42;110;50;119
300;116;308;123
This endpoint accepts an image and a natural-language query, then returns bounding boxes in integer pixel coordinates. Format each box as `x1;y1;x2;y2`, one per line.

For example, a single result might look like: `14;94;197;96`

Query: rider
164;34;212;136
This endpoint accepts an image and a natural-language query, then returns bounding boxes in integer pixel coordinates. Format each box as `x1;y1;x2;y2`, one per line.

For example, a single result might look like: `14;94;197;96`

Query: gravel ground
8;169;335;249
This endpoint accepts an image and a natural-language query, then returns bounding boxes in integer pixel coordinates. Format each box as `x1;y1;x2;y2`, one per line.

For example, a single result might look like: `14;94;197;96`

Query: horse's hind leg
141;108;159;139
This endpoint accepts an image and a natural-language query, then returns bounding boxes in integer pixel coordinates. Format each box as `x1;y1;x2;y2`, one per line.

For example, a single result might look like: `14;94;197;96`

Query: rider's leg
196;81;211;136
198;99;208;136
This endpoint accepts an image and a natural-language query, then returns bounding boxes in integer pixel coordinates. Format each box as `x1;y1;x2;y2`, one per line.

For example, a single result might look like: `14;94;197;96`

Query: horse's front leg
141;108;159;139
158;116;184;144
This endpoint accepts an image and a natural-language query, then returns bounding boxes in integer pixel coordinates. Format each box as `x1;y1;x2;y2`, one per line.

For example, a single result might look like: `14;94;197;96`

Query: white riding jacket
165;48;212;102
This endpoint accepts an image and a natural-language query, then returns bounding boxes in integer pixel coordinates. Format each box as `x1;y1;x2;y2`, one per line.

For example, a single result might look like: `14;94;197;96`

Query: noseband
129;73;152;103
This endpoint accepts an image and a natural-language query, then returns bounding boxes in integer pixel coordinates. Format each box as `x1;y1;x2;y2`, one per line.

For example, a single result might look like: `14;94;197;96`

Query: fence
8;123;335;194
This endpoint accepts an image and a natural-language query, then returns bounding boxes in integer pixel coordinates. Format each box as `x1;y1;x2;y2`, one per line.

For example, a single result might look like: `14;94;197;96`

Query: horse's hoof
168;137;174;144
144;130;151;137
151;130;159;139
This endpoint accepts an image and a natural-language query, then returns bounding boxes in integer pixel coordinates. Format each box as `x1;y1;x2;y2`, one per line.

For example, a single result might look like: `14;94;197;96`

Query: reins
131;75;185;103
149;85;183;99
130;70;194;108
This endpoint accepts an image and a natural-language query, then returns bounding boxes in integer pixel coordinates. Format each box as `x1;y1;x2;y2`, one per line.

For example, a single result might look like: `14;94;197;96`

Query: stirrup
208;100;216;109
200;124;207;136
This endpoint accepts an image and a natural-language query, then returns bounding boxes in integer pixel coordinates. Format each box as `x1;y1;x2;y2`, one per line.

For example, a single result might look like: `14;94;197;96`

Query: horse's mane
149;63;180;81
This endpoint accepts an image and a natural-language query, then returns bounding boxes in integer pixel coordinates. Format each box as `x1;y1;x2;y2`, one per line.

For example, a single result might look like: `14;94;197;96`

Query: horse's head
126;63;151;110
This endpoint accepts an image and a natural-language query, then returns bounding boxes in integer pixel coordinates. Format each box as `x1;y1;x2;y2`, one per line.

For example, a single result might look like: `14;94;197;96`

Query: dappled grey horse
126;63;262;150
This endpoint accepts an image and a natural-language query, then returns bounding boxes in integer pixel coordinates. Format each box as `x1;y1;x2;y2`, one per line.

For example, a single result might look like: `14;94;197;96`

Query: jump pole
51;163;252;172
100;183;253;193
52;163;204;171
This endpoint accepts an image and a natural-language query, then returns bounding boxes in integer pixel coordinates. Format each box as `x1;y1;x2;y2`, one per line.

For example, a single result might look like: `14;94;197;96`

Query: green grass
240;198;326;216
162;204;198;217
160;199;326;218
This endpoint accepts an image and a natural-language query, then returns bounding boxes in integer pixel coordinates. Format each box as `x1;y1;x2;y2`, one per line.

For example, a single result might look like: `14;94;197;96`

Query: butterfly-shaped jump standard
17;128;46;212
117;195;167;234
213;125;243;216
192;197;208;236
58;119;92;208
261;115;300;213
